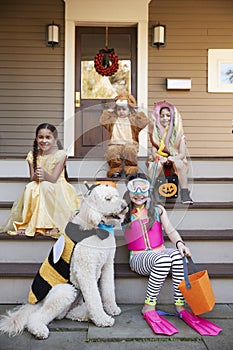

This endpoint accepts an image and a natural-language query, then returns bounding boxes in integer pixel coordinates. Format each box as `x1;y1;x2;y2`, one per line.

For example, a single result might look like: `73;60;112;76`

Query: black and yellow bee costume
28;222;109;304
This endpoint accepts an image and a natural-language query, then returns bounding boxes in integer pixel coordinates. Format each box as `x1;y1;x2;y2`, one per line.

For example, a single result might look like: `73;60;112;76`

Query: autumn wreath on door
94;47;119;76
94;26;119;77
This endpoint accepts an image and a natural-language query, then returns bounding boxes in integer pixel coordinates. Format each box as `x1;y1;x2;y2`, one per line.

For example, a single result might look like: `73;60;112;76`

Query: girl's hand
167;155;175;162
159;155;168;164
36;167;45;181
183;246;191;258
177;242;191;257
168;155;183;167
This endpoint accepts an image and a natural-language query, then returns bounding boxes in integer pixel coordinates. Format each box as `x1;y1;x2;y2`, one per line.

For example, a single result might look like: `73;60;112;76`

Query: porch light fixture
46;23;60;47
152;24;166;48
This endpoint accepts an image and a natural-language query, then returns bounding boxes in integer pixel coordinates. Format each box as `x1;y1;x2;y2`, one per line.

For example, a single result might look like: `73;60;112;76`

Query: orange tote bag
178;257;216;315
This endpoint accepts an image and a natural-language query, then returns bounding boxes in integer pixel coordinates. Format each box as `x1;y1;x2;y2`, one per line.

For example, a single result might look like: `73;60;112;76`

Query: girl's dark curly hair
33;123;68;180
123;172;163;229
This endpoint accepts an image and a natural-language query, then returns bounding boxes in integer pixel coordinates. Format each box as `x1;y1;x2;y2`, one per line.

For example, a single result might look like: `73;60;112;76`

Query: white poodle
0;182;128;339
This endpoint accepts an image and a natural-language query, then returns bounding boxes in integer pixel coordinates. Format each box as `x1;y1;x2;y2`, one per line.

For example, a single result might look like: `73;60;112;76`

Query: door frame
75;26;138;157
63;0;150;157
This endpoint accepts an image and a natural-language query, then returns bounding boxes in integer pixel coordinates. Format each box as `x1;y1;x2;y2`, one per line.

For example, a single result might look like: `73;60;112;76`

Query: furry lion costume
100;93;149;178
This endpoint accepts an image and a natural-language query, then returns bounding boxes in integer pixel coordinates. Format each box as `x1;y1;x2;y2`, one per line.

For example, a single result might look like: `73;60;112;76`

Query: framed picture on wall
208;49;233;92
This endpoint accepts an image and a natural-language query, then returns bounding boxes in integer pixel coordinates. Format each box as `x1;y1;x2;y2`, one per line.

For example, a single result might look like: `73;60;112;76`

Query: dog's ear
85;208;103;227
79;199;103;228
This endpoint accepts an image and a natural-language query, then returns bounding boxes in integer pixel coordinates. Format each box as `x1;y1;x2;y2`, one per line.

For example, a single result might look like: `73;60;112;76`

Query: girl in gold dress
1;123;81;238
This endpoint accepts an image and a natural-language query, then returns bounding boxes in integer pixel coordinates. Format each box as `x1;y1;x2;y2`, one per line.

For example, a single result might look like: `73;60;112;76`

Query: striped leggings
130;248;185;305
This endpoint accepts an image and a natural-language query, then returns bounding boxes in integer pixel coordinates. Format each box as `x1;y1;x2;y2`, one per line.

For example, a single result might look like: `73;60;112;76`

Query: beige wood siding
1;0;233;158
0;0;64;157
149;0;233;157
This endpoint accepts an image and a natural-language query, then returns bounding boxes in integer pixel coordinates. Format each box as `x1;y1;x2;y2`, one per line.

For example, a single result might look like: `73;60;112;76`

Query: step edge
0;262;233;279
1;230;233;241
0;177;233;182
1;201;233;210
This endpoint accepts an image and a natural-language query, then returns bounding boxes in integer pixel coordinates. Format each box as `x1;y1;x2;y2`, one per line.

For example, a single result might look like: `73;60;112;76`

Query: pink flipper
143;310;179;336
178;310;222;336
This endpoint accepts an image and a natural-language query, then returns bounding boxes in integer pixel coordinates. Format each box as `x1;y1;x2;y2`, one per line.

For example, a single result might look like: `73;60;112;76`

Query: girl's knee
156;254;172;267
174;159;185;172
170;249;183;260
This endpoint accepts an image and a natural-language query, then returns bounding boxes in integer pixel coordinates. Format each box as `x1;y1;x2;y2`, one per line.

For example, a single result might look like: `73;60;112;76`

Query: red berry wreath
94;48;119;77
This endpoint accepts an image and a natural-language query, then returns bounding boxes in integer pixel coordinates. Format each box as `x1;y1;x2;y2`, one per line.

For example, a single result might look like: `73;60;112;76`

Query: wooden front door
75;26;137;157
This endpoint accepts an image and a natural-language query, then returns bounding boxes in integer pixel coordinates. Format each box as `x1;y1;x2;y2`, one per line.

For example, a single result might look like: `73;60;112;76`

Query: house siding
149;0;233;157
0;0;233;157
0;0;65;156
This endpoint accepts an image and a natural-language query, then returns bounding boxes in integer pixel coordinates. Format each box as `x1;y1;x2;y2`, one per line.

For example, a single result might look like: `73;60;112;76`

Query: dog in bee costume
0;182;128;339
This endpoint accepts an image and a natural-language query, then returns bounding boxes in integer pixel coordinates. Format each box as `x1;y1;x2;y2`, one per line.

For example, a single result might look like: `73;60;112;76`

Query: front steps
0;230;232;304
0;157;232;304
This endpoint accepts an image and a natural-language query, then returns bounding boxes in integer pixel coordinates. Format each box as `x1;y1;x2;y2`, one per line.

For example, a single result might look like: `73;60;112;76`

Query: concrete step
0;177;232;202
190;158;233;178
0;262;232;304
116;263;233;304
0;230;233;264
1;201;233;231
164;202;233;230
0;157;233;178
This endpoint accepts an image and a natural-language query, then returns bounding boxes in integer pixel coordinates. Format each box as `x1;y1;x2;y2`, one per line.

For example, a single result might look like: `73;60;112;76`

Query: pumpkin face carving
158;182;178;197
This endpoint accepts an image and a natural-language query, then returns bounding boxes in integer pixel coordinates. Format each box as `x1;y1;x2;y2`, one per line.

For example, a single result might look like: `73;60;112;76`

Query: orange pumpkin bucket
178;257;216;315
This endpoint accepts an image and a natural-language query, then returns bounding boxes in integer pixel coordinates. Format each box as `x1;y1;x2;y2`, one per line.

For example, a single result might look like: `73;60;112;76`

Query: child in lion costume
100;93;149;178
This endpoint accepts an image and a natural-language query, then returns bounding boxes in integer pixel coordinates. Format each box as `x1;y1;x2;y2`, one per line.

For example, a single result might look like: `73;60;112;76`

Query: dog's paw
66;304;89;322
105;305;121;316
27;324;49;340
92;315;115;327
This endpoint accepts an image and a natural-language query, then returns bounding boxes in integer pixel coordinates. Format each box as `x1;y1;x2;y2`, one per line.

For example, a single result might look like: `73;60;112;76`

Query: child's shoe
180;189;193;204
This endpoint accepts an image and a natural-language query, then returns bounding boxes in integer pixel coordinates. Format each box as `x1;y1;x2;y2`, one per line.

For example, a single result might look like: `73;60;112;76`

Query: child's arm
28;161;39;182
32;154;67;183
168;136;186;162
151;146;168;164
99;110;115;132
131;112;149;130
151;146;157;159
159;205;191;257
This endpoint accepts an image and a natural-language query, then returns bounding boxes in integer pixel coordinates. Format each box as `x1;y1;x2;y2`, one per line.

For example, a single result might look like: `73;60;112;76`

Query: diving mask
127;178;150;195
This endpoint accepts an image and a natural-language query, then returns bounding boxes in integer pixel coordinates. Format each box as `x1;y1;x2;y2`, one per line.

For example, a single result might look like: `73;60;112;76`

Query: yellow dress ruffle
1;150;81;238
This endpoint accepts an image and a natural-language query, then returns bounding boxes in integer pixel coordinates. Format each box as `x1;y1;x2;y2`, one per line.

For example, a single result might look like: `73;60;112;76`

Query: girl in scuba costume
122;173;190;335
122;174;221;337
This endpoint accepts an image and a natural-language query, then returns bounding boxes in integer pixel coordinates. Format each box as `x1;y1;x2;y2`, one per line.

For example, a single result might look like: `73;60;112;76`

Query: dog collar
65;222;109;241
98;223;114;235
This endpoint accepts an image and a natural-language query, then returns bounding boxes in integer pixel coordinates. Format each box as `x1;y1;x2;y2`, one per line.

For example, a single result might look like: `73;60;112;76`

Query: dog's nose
121;203;128;211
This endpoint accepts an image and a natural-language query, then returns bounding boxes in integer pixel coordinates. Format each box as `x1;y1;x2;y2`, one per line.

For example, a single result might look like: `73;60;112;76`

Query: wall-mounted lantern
46;23;60;47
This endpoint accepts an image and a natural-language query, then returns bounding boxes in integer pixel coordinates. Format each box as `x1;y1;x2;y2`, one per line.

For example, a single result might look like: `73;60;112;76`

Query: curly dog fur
0;183;127;339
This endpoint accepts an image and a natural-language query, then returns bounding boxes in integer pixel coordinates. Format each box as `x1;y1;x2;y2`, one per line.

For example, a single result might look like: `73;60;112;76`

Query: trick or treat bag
178;257;216;315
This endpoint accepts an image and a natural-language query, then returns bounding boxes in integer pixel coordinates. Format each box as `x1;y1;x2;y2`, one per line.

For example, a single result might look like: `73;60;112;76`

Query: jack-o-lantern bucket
156;174;178;199
158;182;177;197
